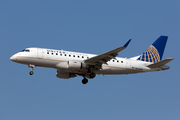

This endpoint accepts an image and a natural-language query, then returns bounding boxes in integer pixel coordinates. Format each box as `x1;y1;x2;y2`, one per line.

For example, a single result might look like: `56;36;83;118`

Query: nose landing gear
28;64;35;75
29;71;34;75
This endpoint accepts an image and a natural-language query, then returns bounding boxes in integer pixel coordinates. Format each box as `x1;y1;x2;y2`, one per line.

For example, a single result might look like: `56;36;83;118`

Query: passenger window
65;54;66;56
73;55;75;57
60;54;62;56
69;55;71;57
52;53;53;55
87;57;89;59
56;53;58;55
82;56;84;58
113;60;115;62
47;52;49;54
121;61;123;63
78;56;80;58
117;60;119;62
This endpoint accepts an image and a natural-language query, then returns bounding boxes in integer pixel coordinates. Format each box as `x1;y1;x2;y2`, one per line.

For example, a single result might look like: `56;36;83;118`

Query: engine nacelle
56;70;76;79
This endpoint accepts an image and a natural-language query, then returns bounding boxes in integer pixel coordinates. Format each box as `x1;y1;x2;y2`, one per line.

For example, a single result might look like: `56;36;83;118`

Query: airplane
10;36;174;84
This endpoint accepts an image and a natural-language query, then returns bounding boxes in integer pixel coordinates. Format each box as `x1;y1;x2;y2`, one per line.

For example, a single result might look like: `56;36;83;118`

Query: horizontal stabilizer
147;58;174;68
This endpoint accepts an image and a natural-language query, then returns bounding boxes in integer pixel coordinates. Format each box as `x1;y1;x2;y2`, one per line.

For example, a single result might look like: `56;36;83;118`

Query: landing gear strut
82;78;88;84
28;64;35;75
87;67;96;79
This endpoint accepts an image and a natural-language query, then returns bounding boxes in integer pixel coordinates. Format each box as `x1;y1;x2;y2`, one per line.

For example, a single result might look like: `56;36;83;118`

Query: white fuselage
10;47;165;75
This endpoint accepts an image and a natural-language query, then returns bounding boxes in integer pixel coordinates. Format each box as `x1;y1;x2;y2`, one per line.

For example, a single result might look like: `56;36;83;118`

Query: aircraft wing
84;39;131;65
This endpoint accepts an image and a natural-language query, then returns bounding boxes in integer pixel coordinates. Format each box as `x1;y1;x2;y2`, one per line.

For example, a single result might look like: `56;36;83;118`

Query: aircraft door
126;58;131;69
37;48;43;58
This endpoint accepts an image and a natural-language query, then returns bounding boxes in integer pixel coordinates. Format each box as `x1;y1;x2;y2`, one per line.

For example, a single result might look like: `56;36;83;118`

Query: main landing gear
82;72;96;84
28;64;35;75
89;72;96;78
82;77;88;84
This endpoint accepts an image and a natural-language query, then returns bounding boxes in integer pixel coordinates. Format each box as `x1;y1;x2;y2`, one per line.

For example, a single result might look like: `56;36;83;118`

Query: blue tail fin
137;36;168;63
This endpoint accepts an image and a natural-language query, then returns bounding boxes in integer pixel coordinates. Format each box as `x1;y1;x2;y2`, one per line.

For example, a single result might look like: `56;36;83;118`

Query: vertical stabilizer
137;36;168;63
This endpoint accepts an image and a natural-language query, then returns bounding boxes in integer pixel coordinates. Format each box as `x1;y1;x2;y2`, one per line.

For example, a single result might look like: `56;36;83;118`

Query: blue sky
1;0;179;120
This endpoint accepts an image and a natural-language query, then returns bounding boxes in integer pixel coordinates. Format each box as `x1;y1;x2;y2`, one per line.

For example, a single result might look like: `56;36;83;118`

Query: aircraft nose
10;56;17;61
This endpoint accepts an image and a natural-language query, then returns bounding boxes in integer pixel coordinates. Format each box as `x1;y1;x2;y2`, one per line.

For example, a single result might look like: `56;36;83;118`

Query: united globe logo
138;45;160;63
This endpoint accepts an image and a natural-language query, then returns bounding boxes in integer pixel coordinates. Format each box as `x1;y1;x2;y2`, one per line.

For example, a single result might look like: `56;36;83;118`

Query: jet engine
56;70;76;79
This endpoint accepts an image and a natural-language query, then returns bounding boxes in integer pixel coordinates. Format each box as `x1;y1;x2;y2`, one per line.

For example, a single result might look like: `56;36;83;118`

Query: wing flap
147;58;174;68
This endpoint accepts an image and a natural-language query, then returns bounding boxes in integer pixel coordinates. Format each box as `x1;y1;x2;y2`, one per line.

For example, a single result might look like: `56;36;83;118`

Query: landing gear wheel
29;71;34;75
89;73;96;78
82;78;88;84
28;64;35;75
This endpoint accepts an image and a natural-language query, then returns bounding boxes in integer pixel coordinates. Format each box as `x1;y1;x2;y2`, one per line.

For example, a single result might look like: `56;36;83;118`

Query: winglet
123;39;131;47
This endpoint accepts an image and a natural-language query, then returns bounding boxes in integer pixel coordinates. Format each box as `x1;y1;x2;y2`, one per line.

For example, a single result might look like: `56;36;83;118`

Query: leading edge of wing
84;39;131;65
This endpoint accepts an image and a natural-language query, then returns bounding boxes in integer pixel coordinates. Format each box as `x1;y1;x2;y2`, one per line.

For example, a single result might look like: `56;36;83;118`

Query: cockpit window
20;49;30;52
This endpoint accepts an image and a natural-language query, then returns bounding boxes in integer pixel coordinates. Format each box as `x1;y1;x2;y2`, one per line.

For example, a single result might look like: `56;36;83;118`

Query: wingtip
123;39;131;47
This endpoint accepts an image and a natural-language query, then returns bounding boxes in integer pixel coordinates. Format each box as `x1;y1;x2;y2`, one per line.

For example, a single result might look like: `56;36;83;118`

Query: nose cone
10;56;17;61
